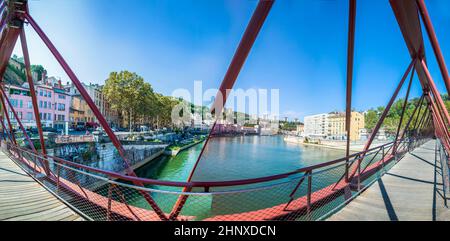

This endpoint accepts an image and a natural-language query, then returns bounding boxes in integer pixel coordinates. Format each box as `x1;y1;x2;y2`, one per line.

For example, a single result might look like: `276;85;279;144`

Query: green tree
103;71;157;131
30;65;46;81
364;109;379;132
365;97;432;136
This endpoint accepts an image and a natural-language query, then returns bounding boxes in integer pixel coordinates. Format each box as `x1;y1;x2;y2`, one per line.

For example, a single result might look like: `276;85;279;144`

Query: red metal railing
0;0;447;221
2;135;430;221
5;140;407;189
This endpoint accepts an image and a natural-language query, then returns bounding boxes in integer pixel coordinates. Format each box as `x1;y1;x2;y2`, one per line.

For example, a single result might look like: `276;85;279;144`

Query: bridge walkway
329;140;450;221
0;151;84;221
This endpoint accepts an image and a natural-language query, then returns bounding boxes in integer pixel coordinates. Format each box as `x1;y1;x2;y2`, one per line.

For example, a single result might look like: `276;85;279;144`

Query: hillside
2;63;26;86
1;56;45;86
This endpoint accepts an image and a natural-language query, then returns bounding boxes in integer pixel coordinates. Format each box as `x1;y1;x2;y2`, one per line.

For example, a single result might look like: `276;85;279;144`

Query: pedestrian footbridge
1;0;450;222
0;151;83;221
329;140;450;221
0;138;449;221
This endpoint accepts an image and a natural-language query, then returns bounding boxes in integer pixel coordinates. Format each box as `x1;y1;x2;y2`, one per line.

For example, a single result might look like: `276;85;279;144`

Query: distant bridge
0;0;449;221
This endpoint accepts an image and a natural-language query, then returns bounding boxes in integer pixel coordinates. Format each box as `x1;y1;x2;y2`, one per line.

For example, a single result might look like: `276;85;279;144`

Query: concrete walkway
0;151;83;221
329;140;450;221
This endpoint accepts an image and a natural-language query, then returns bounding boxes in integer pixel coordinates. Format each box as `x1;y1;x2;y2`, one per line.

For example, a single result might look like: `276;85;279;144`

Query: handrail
5;140;399;189
3;137;430;221
437;138;450;196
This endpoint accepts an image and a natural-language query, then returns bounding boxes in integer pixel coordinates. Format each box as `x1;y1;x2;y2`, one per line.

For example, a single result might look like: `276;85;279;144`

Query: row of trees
102;71;182;131
102;70;252;130
101;70;445;135
364;95;450;134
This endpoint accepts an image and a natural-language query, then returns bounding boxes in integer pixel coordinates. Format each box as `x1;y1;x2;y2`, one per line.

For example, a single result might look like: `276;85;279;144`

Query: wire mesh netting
1;137;431;221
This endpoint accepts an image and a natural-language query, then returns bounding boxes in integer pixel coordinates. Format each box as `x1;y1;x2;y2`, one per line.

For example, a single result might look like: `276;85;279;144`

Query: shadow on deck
328;140;450;221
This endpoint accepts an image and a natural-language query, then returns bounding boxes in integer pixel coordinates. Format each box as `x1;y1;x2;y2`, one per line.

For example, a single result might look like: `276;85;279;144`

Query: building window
44;102;47;109
19;100;23;108
56;114;65;121
48;92;51;98
10;99;18;108
48;101;51;109
27;112;33;120
39;101;42;108
58;103;66;111
27;101;32;109
43;113;47;120
39;90;43;96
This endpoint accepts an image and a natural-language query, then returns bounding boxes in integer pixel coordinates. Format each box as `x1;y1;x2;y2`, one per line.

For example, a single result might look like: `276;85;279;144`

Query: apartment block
4;82;70;130
304;111;365;141
328;112;365;141
304;113;330;138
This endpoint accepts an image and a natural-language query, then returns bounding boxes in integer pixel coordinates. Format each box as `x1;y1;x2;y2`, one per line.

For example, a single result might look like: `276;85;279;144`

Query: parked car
117;127;127;132
27;128;38;134
42;127;57;133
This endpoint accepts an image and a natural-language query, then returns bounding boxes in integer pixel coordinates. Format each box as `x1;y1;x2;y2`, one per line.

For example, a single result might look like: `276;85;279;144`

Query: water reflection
137;135;346;182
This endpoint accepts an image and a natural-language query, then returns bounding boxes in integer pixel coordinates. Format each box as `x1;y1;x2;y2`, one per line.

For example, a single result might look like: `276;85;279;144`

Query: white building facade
304;113;329;139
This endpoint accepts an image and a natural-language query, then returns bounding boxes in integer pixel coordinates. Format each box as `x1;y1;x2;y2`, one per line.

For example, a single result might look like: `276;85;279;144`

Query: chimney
58;79;62;88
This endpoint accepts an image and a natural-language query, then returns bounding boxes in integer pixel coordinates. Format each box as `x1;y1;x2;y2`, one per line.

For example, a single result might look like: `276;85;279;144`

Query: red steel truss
0;0;448;221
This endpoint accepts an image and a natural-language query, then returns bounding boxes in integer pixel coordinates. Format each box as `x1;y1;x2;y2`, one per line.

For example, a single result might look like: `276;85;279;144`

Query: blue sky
13;0;450;121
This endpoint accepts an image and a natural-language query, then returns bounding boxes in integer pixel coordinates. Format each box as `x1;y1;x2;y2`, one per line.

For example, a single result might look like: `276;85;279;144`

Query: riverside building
4;81;71;130
304;111;365;141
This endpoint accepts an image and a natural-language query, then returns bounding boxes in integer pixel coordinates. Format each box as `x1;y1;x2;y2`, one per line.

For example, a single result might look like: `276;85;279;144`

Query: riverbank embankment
164;140;205;156
284;136;389;152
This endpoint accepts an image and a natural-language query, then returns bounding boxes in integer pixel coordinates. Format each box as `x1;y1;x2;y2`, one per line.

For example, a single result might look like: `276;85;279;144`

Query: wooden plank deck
0;151;84;221
328;140;450;221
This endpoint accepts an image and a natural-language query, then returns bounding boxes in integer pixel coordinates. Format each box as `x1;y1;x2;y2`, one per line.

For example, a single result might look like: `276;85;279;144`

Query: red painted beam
417;0;450;96
212;0;274;115
0;27;21;79
0;110;12;143
0;85;37;152
421;59;450;127
393;68;414;153
400;94;424;141
24;12;168;220
0;90;16;145
363;60;415;152
430;102;450;150
169;0;275;220
412;95;426;130
426;94;450;148
0;85;51;175
0;1;25;79
24;13;134;173
349;59;415;180
345;0;357;182
20;29;47;156
390;0;429;92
